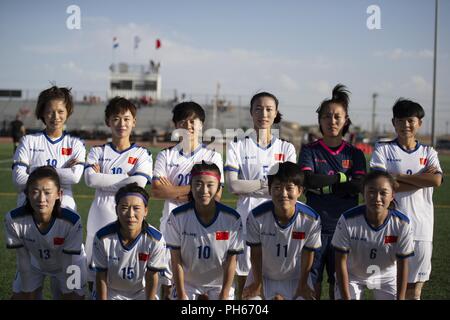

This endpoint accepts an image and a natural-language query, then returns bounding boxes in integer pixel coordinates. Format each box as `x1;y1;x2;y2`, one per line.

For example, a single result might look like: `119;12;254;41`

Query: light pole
431;0;439;147
371;93;378;140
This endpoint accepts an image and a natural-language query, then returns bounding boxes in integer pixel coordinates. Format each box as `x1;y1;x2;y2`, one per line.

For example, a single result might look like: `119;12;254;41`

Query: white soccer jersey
165;201;244;288
246;201;321;281
370;139;443;241
152;143;224;232
225;132;296;228
5;206;83;274
12;131;86;210
91;222;167;300
85;142;153;238
332;205;414;286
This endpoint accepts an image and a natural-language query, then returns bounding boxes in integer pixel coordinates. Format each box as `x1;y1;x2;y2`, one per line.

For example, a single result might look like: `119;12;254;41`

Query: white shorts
236;243;251;276
86;196;117;282
170;282;235;300
105;287;160;300
13;245;87;298
158;218;174;288
334;278;397;300
244;269;314;300
408;241;432;283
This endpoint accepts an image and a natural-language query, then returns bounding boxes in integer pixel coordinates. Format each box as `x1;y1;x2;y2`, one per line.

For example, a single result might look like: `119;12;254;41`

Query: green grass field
0;142;449;299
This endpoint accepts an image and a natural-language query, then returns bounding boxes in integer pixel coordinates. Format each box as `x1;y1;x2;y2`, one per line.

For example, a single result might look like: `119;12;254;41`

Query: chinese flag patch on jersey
292;231;305;240
61;148;72;156
419;158;428;165
342;160;351;169
274;153;285;161
138;253;149;261
384;235;398;244
128;157;138;165
216;231;229;240
53;237;65;245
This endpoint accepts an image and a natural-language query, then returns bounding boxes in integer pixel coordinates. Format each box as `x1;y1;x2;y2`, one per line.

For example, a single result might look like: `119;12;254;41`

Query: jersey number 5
121;267;135;280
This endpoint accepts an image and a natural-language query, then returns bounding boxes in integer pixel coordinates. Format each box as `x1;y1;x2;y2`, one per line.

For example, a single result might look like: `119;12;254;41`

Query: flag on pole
134;36;141;50
155;38;161;49
113;37;119;49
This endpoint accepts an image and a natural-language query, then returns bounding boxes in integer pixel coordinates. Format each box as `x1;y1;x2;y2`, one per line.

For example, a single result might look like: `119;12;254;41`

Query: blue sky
1;0;449;134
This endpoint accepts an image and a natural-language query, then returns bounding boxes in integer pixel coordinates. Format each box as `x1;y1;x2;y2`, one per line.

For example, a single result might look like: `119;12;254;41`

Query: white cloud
15;20;338;106
409;75;432;94
373;48;434;60
279;74;300;91
312;80;332;96
22;43;78;54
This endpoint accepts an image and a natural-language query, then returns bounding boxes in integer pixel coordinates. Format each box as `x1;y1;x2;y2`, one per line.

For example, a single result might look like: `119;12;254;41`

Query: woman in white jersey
84;97;153;290
92;183;167;300
5;166;86;299
12;86;85;211
225;91;296;298
243;162;321;300
165;162;243;300
369;99;443;300
151;102;224;298
332;171;414;300
11;86;87;298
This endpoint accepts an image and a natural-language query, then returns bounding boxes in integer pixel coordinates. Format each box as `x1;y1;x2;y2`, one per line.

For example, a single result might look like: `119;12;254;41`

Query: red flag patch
384;235;398;244
216;231;229;240
274;153;285;161
419;158;428;165
292;231;305;240
128;157;138;165
342;160;351;169
138;253;149;261
61;148;72;156
53;237;65;245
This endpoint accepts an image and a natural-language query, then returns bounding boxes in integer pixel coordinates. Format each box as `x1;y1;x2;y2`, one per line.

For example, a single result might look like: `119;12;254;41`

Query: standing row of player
6;84;442;299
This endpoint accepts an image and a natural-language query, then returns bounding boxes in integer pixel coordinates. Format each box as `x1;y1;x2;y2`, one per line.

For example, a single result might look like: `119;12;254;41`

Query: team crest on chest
128;157;138;165
53;237;65;245
274;153;285;161
292;231;305;240
341;159;352;169
215;231;229;240
61;148;72;156
138;253;149;261
384;235;398;244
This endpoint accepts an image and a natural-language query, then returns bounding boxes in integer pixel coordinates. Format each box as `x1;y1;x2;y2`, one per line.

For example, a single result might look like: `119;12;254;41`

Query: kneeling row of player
5;162;414;300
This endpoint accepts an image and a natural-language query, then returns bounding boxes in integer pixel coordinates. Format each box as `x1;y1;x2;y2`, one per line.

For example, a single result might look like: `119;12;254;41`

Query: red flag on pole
156;39;161;49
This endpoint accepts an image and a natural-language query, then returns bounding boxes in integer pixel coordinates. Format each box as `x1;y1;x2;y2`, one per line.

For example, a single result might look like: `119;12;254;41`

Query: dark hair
115;183;150;232
35;86;74;124
316;84;352;136
172;101;206;124
363;171;397;210
250;92;282;124
105;97;137;125
268;162;305;190
188;161;222;201
392;98;425;119
24;166;62;218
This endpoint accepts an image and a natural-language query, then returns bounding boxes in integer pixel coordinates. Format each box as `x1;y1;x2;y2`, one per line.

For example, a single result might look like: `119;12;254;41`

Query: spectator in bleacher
10;114;26;154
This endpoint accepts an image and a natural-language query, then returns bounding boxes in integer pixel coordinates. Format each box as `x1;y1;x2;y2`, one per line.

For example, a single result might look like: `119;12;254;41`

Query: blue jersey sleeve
298;145;314;171
350;148;367;177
